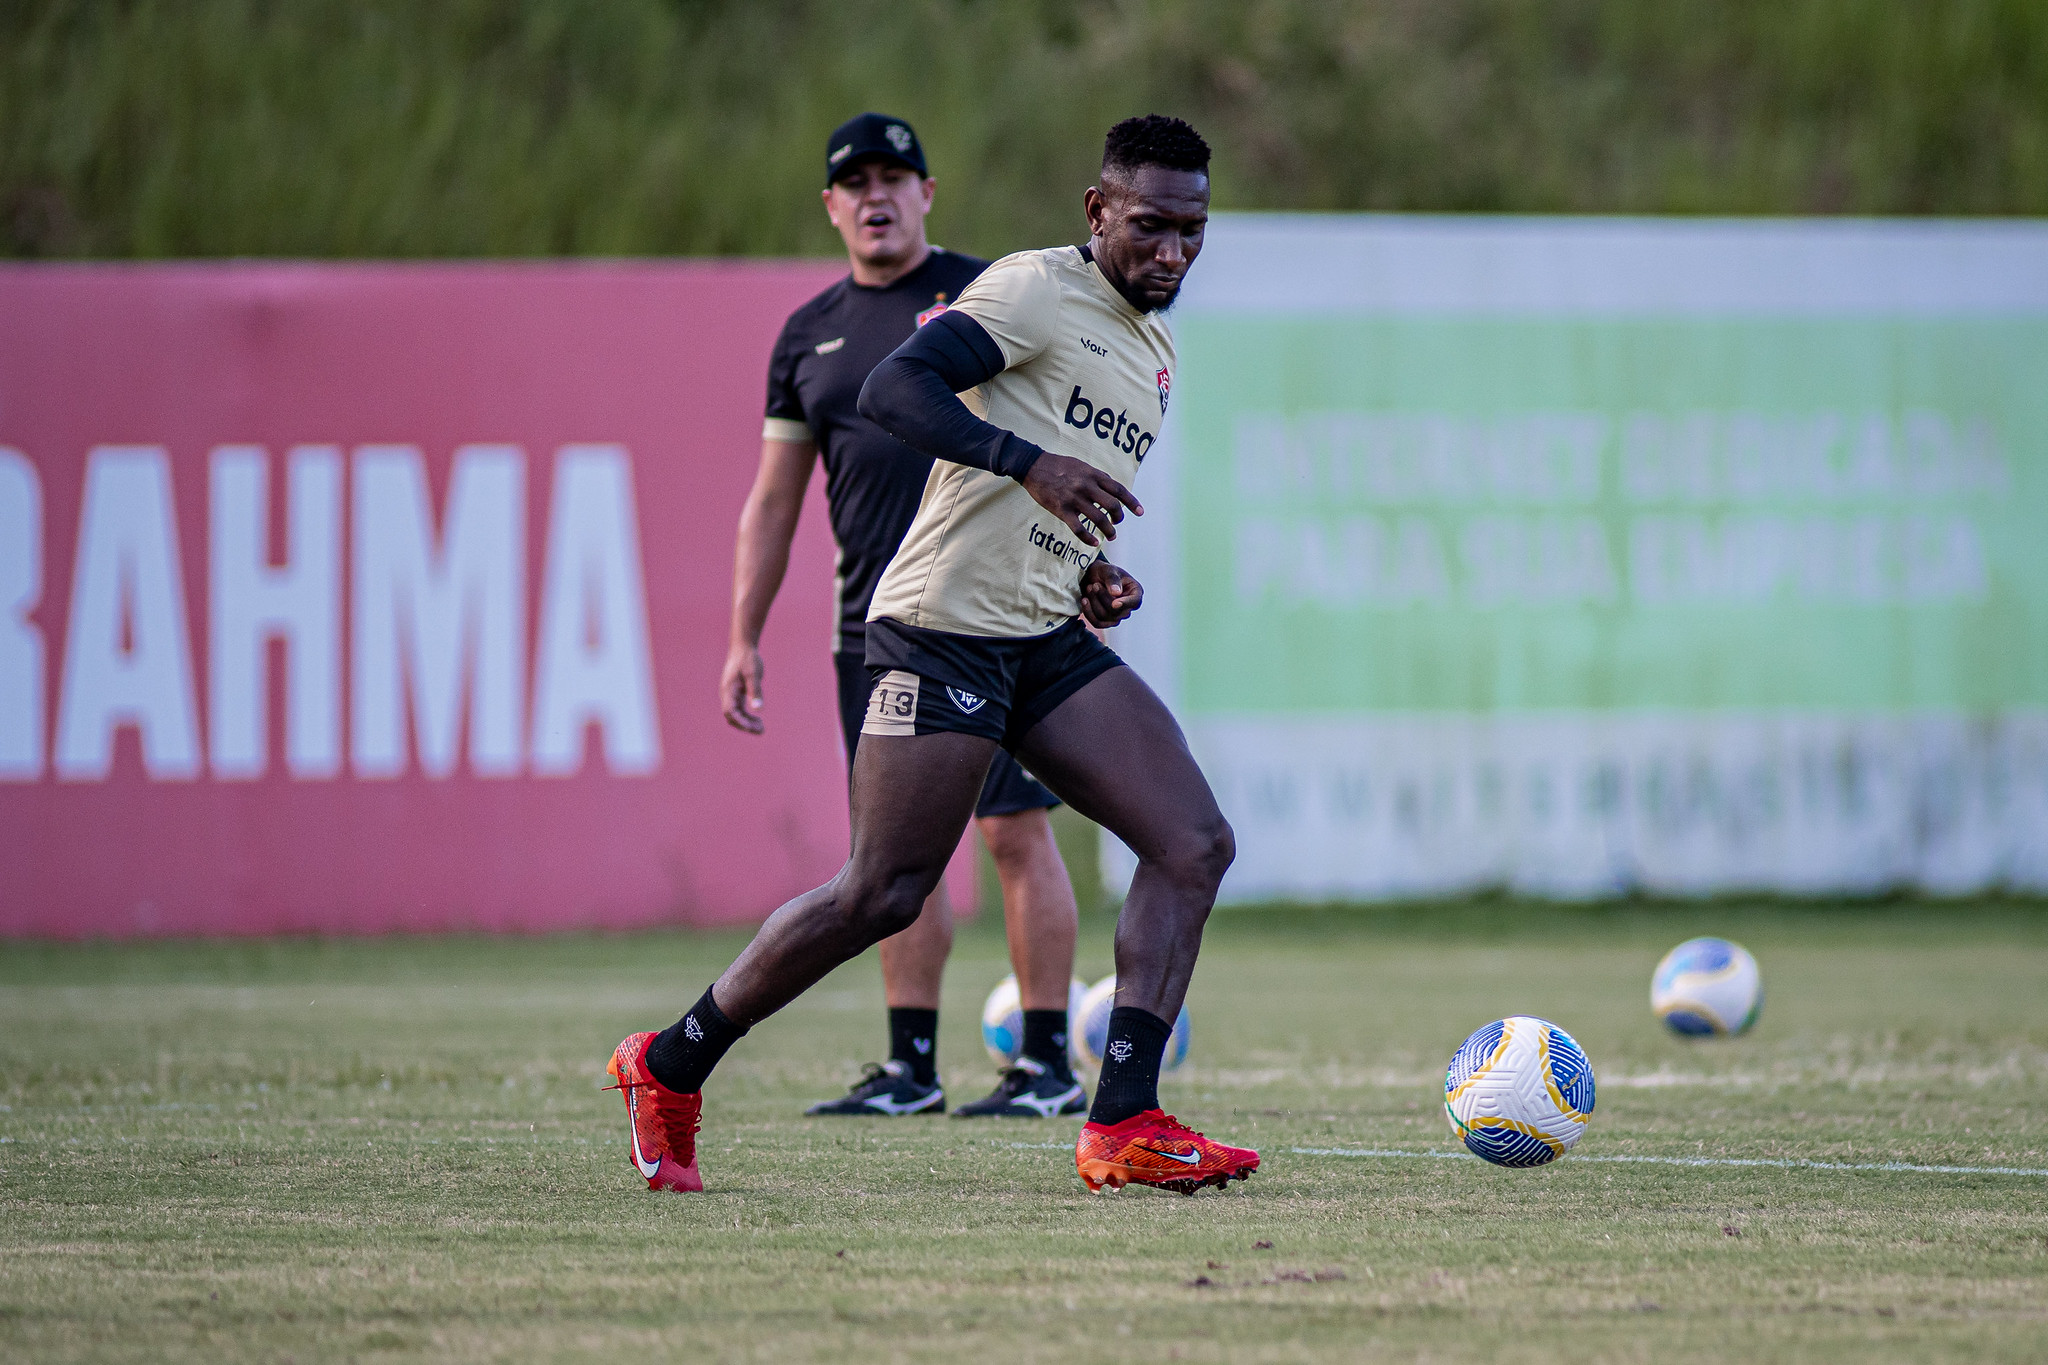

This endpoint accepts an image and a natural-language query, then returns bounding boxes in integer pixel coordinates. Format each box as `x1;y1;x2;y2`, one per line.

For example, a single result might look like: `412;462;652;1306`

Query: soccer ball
1651;937;1762;1036
1072;974;1190;1072
980;974;1089;1066
1443;1016;1595;1168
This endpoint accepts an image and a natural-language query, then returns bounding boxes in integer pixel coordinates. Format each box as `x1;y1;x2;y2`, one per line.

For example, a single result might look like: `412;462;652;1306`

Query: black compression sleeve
857;310;1044;480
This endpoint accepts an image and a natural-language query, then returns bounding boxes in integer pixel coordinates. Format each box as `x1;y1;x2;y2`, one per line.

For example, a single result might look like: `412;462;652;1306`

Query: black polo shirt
763;248;988;654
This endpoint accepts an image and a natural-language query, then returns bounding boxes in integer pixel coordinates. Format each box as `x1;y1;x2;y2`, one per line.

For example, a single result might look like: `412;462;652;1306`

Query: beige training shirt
867;245;1177;638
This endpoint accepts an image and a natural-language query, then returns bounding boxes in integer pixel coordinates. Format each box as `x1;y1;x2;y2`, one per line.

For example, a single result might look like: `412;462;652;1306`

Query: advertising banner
1109;216;2048;900
0;262;978;936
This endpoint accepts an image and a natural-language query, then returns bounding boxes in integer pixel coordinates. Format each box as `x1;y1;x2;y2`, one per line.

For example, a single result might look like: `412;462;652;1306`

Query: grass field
3;902;2046;1362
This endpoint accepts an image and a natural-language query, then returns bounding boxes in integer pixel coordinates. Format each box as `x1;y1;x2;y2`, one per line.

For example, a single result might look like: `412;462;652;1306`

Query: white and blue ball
979;974;1089;1066
1072;974;1190;1072
1651;937;1762;1037
1443;1016;1595;1168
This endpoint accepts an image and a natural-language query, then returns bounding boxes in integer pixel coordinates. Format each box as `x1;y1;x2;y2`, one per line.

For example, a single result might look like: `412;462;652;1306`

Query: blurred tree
2;0;2044;259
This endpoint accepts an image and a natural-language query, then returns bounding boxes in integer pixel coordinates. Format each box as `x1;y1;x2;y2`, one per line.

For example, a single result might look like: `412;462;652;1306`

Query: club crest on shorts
1156;367;1171;414
946;686;986;715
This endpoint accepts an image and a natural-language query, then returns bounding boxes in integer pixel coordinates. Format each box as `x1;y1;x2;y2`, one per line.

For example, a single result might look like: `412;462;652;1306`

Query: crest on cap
885;124;914;154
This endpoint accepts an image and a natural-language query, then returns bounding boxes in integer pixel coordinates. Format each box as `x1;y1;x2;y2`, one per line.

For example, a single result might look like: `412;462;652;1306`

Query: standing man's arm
721;436;818;734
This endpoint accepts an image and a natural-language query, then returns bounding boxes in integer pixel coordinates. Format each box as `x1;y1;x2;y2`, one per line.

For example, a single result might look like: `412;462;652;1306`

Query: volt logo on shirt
1063;385;1156;462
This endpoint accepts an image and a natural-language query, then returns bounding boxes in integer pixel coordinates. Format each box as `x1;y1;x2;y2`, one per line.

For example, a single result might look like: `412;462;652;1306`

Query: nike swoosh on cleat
1134;1144;1203;1165
627;1093;662;1178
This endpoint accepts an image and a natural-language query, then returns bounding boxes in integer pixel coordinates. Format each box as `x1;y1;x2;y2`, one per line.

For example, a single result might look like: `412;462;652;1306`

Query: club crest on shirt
916;296;950;328
946;686;986;714
1156;368;1171;414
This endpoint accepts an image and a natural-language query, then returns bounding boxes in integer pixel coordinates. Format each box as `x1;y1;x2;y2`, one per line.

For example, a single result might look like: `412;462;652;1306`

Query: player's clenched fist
1079;559;1143;628
1020;451;1143;547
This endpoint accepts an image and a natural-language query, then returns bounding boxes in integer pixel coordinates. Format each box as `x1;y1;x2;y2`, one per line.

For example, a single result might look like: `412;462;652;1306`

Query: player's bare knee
1149;814;1234;897
980;810;1052;870
1192;816;1236;892
1210;816;1237;876
849;873;930;941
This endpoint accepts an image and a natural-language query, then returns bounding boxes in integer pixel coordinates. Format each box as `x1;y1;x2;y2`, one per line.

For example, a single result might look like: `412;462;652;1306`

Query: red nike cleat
1075;1109;1260;1194
605;1031;704;1193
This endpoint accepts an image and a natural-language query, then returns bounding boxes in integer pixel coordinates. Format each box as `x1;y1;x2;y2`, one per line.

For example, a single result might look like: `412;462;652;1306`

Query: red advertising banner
0;262;977;936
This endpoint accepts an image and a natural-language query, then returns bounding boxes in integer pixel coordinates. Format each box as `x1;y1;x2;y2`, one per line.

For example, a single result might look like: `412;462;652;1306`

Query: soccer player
611;115;1257;1196
724;113;1087;1120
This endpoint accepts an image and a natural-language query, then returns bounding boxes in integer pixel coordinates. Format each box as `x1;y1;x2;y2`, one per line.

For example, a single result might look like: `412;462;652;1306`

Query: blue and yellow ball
979;974;1089;1066
1651;937;1763;1037
1443;1016;1596;1167
1072;974;1189;1073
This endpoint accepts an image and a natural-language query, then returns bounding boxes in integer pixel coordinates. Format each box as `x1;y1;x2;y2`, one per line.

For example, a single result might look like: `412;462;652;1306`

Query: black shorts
860;616;1125;756
835;650;1061;818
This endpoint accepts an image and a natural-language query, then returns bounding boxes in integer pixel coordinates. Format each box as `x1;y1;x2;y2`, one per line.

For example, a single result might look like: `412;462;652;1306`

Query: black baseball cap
825;113;927;186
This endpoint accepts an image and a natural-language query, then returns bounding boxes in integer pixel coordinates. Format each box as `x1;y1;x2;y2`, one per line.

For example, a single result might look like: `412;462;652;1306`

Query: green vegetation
4;903;2045;1361
4;0;2047;260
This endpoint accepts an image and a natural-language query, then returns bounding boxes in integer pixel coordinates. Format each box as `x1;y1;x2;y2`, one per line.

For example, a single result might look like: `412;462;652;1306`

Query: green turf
3;903;2046;1362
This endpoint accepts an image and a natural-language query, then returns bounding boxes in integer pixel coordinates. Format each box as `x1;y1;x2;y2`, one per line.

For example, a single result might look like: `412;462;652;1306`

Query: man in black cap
716;113;1088;1121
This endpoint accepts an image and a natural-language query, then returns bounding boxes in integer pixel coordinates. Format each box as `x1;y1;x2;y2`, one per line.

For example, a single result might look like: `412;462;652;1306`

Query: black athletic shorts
860;616;1124;757
834;649;1061;818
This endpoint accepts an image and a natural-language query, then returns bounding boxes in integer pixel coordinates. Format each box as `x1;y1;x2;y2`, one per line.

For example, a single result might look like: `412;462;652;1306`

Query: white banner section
1180;713;2048;899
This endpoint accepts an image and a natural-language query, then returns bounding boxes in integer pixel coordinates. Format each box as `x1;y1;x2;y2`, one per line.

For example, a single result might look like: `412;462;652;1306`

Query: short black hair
1102;115;1211;180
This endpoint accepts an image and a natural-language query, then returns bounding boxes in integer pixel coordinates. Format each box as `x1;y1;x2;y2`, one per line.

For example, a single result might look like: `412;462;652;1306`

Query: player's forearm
858;311;1042;480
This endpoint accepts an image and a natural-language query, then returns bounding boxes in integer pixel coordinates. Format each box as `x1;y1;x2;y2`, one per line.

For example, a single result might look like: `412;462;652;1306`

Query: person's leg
834;649;952;1091
1013;665;1234;1133
718;730;995;1023
1013;667;1231;1028
609;728;997;1189
1013;664;1255;1188
949;764;1088;1119
862;885;951;1094
985;803;1080;1077
644;729;996;1096
1003;663;1245;1186
876;888;952;1008
978;807;1079;1014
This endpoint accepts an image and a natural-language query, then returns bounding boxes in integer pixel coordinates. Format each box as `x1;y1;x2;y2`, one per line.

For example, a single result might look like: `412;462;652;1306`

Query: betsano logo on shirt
1063;385;1156;461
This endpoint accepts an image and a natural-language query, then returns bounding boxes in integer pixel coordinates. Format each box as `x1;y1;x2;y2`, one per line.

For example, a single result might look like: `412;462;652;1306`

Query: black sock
1021;1008;1073;1079
1088;1005;1171;1126
644;985;746;1095
888;1007;939;1086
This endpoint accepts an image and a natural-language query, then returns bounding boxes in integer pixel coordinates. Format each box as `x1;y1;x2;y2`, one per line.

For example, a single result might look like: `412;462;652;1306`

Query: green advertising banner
1106;217;2048;900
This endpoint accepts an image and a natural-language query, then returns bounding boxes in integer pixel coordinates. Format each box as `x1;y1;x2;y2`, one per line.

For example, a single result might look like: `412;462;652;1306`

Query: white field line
1182;1056;2048;1091
1290;1146;2048;1177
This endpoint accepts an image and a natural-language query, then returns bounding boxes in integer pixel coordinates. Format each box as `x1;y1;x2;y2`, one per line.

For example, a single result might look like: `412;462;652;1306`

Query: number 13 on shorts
864;670;921;737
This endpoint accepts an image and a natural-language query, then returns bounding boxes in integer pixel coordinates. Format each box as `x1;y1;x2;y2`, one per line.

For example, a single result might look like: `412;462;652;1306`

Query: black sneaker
951;1056;1087;1118
803;1060;945;1116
